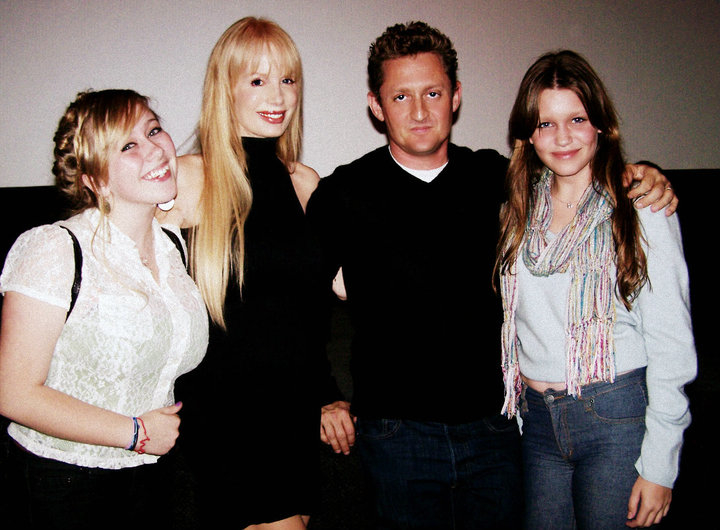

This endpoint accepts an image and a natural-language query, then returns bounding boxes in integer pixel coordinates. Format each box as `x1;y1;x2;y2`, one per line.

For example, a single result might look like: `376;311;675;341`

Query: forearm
0;383;133;449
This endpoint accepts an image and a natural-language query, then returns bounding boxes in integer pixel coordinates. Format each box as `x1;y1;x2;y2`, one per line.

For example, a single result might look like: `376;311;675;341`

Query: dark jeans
355;414;522;530
520;368;647;530
6;442;173;530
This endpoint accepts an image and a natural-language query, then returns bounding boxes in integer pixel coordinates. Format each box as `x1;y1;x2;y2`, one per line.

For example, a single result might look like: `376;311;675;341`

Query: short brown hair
368;21;458;97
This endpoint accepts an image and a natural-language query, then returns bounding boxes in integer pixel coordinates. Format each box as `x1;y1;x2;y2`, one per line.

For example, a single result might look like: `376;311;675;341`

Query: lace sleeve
0;224;76;310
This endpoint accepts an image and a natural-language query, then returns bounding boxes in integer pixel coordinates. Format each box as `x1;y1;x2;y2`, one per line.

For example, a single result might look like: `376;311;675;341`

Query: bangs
78;92;150;180
229;34;301;83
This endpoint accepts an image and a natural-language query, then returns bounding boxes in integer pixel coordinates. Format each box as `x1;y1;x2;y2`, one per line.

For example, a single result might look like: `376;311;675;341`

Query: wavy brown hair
495;50;647;309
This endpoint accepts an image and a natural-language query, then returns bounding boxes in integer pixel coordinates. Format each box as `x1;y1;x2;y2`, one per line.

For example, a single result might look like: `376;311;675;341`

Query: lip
142;164;172;182
552;149;580;159
257;110;286;124
410;125;433;134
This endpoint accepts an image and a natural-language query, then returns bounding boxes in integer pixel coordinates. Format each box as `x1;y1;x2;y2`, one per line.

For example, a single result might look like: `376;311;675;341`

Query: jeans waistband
524;367;646;403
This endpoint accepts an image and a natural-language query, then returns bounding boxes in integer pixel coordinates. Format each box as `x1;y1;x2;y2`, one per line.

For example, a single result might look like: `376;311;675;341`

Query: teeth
146;167;169;180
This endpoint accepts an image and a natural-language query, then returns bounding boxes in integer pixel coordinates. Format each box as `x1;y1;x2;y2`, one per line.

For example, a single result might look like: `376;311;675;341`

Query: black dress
176;137;332;527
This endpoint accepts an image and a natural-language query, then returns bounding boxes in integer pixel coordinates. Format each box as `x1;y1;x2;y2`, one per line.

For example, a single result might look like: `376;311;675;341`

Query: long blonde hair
190;17;304;328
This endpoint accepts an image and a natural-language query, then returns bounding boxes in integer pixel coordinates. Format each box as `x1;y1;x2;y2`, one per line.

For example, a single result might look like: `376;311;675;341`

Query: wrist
126;417;139;451
125;416;150;453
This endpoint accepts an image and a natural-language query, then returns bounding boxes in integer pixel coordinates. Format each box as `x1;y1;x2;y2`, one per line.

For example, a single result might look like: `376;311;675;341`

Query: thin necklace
552;194;579;209
552;189;587;209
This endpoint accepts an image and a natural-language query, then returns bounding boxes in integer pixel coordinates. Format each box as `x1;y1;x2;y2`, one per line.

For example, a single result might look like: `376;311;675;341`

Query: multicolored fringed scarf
501;169;616;417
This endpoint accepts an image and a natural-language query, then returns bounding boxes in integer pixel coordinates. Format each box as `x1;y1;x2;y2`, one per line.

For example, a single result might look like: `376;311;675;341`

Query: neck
551;175;591;206
107;206;156;249
388;142;449;170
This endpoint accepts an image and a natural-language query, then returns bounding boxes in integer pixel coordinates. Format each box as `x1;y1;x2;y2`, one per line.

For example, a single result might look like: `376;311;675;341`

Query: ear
452;81;462;112
529;137;534;145
367;91;385;122
82;173;107;199
81;174;96;192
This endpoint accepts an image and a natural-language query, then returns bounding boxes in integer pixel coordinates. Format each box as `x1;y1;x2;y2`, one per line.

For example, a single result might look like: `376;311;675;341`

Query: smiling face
99;107;177;216
530;88;600;185
368;52;461;170
231;52;299;139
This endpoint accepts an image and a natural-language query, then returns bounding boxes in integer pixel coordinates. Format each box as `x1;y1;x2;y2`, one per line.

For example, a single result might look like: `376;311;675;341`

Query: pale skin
320;55;678;459
0;110;184;457
160;156;317;530
157;53;320;530
526;87;673;527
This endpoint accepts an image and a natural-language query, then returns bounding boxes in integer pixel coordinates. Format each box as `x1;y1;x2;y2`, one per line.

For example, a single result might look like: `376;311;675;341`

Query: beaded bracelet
126;417;139;451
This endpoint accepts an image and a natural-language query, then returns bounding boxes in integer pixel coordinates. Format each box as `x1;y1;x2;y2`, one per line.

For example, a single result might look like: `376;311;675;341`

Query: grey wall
2;0;718;187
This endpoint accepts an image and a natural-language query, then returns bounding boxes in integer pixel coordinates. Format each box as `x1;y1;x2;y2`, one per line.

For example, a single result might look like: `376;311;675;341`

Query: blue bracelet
126;417;139;451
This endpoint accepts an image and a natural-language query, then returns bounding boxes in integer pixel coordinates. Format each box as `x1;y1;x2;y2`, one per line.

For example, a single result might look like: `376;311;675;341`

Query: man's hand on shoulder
624;163;678;216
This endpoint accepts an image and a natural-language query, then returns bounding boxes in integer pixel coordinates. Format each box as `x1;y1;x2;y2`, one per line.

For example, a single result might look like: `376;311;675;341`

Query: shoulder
179;153;205;177
157;154;205;228
449;144;508;168
1;222;77;307
447;144;509;201
636;206;683;247
290;162;320;210
7;223;76;259
327;146;391;179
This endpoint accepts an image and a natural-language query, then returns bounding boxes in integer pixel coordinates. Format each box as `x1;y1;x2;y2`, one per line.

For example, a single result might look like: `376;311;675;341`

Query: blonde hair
53;89;153;214
190;17;304;328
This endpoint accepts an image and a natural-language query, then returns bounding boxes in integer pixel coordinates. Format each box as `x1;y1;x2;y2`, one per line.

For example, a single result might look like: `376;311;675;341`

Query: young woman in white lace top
0;89;208;528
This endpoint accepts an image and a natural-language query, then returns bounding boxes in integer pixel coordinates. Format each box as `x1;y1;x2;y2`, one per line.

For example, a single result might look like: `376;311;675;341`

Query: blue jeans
520;368;647;530
355;415;522;529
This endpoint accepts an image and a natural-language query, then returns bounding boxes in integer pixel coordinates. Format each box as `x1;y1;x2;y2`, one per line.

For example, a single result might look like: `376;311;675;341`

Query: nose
145;136;165;161
268;81;285;105
555;124;572;146
411;97;428;121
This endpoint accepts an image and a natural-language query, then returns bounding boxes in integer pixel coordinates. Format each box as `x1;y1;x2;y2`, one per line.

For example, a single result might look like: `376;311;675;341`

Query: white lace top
0;209;208;469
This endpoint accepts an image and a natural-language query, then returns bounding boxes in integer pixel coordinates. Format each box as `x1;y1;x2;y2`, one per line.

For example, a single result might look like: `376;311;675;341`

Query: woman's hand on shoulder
290;162;320;211
626;476;672;527
156;154;205;228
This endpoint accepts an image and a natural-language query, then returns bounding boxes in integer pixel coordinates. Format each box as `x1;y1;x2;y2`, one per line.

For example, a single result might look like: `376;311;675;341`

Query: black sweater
307;144;509;423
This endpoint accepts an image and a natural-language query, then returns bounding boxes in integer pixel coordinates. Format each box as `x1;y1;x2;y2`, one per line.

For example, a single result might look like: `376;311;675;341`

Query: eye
121;142;135;152
537;122;551;129
250;78;263;86
394;94;406;102
148;126;163;137
572;117;587;124
282;77;295;85
428;91;440;98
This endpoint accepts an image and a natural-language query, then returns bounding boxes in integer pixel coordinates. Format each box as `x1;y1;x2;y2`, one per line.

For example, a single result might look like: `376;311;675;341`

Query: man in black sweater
307;21;675;529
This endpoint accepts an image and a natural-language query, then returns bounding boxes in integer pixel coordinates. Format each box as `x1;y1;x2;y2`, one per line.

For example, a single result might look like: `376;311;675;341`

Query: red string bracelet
134;417;150;454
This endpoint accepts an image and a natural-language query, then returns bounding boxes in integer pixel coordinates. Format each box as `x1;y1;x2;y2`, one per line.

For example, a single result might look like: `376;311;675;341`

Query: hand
623;164;678;216
626;476;672;527
320;400;356;455
137;402;183;456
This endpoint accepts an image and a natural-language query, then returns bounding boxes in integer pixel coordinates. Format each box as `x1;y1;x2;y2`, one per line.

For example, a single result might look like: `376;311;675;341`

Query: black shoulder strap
162;227;187;269
60;226;187;321
59;226;82;322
